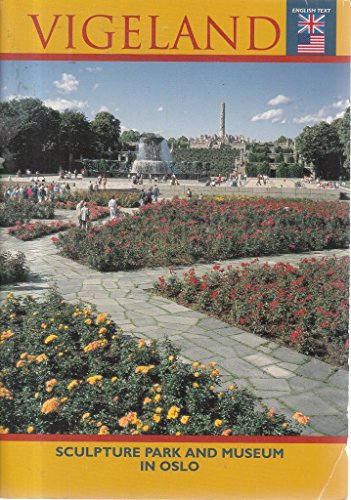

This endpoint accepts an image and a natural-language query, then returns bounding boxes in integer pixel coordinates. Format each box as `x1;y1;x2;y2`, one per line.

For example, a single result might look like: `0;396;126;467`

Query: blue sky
0;61;349;141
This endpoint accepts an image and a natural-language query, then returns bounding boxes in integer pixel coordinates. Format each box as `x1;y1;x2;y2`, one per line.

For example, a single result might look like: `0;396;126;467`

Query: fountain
131;136;173;176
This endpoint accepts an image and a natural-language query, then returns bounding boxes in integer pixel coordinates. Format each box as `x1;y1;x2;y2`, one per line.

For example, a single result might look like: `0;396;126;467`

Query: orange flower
95;313;108;325
135;365;155;375
138;339;146;349
118;412;138;428
45;378;58;393
83;339;108;352
267;408;276;418
222;429;232;436
292;412;310;425
36;354;48;363
87;375;103;385
41;397;60;414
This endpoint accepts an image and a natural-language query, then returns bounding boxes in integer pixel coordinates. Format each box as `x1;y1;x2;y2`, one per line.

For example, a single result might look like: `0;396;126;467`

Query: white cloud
92;83;100;91
251;109;283;122
85;66;103;73
44;98;87;112
157;106;164;112
53;73;79;94
332;98;350;109
5;93;31;101
293;100;349;125
98;105;110;112
268;94;292;106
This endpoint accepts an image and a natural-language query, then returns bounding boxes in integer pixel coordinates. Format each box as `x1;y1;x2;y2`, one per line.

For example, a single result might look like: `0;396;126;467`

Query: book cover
0;0;349;498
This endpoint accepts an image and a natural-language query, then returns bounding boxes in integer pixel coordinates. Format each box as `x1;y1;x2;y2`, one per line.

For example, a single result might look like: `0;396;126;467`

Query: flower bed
50;201;109;220
0;252;28;285
0;199;55;227
155;256;349;368
0;291;308;435
8;221;75;241
54;198;349;271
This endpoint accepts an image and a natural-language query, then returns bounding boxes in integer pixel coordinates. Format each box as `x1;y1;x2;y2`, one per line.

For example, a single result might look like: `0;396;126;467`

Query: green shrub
0;252;28;285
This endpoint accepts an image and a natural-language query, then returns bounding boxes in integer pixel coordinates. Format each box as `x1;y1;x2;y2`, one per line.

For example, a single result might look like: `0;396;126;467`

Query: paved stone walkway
0;212;348;436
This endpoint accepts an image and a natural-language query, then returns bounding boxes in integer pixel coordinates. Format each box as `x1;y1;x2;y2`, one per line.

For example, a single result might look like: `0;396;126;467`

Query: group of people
75;201;91;231
88;175;108;193
4;182;71;202
139;185;160;205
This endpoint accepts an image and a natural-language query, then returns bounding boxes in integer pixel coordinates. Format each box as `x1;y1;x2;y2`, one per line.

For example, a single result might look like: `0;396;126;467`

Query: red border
0;53;350;63
0;435;347;443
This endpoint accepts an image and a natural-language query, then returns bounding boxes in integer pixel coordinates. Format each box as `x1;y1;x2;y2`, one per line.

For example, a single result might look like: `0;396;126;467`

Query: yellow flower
96;421;102;427
16;360;25;368
6;292;14;299
292;412;310;425
168;355;174;362
61;397;68;403
167;406;180;420
194;372;200;378
138;339;146;348
84;319;92;325
208;362;217;368
281;422;288;429
200;364;206;370
58;352;64;357
27;426;35;434
44;334;58;344
214;419;223;427
0;386;12;399
9;313;16;319
211;369;220;377
142;425;149;432
82;412;91;420
20;352;28;360
98;327;107;335
0;426;9;434
175;432;181;436
228;384;235;391
41;323;47;329
135;365;155;375
192;362;200;369
98;425;110;435
193;382;199;389
118;412;138;428
41;397;60;414
180;415;190;425
111;376;118;383
87;375;103;385
209;385;215;391
67;380;79;391
154;394;161;402
143;397;152;405
63;325;69;330
152;414;161;423
36;354;48;363
34;392;40;399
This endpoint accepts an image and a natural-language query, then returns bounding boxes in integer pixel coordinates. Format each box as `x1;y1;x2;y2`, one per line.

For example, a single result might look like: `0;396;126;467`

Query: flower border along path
0;226;348;437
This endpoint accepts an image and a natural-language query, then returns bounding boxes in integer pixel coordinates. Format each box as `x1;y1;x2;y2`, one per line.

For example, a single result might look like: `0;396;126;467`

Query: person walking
76;200;84;228
102;175;107;190
108;195;117;220
80;202;90;231
153;184;160;203
186;188;192;199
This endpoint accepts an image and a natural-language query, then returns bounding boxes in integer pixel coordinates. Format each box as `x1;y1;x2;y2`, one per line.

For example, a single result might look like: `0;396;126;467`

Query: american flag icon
297;14;325;54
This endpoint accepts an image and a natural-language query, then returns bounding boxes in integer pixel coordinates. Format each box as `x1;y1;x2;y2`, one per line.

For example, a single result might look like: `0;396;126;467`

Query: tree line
0;98;122;173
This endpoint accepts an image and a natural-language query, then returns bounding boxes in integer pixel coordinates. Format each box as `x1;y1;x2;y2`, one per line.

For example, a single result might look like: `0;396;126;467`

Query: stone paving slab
0;226;348;436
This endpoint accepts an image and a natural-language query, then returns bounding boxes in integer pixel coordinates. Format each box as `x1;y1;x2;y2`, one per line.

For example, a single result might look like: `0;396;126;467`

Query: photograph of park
0;61;349;437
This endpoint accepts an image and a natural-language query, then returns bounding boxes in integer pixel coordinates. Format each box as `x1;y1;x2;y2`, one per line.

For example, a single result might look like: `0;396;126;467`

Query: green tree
4;98;61;172
337;107;350;174
295;121;343;179
91;112;121;157
58;110;93;167
120;129;141;145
